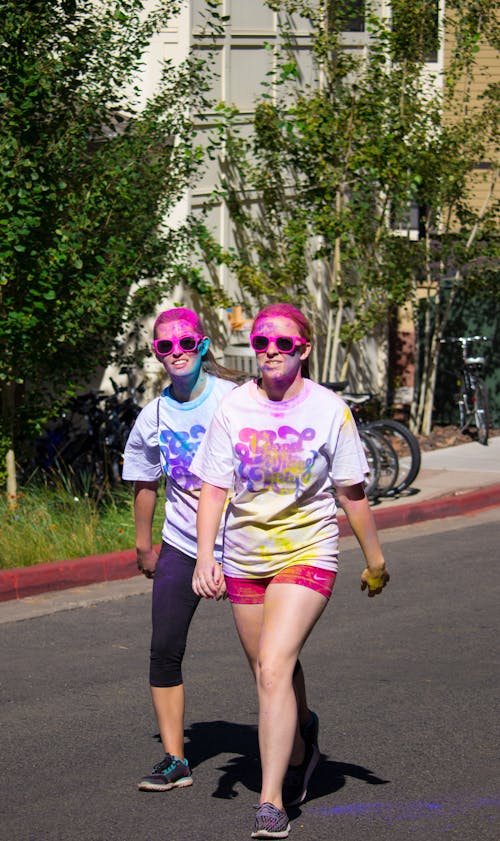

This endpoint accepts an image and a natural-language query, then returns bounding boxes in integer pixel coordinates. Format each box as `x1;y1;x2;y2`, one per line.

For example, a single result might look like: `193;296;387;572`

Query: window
329;1;366;34
392;0;439;63
342;0;365;32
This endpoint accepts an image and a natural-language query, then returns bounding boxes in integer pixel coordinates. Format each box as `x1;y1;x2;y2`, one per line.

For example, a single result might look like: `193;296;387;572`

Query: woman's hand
360;566;390;597
136;547;158;579
194;482;229;599
192;556;225;599
336;484;390;598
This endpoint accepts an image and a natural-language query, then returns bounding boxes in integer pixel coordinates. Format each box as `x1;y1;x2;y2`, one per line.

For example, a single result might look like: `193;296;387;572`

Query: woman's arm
134;480;159;578
192;482;228;599
336;483;390;597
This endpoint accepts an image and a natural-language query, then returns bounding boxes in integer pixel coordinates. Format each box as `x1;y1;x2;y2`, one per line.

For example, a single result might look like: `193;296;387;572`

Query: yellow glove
360;567;390;597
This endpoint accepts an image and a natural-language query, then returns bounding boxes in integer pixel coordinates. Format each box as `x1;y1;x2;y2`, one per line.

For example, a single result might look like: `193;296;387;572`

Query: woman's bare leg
231;603;313;765
231;584;328;808
150;684;185;759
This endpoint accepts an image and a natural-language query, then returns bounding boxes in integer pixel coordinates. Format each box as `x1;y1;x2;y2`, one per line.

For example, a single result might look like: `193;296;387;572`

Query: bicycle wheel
474;379;490;445
362;427;399;497
370;419;421;494
358;428;380;499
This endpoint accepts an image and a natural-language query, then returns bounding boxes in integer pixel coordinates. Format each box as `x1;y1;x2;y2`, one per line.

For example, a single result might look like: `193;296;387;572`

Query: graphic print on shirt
159;424;205;489
235;425;318;496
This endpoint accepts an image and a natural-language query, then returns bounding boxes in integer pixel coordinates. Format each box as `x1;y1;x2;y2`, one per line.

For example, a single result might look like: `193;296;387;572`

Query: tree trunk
329;297;344;381
420;333;439;435
327;194;344;380
321;300;333;382
339;339;351;382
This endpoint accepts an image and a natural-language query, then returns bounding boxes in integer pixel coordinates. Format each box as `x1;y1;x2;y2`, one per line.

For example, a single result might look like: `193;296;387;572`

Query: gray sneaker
282;739;320;807
301;710;319;749
251;802;290;839
138;754;193;792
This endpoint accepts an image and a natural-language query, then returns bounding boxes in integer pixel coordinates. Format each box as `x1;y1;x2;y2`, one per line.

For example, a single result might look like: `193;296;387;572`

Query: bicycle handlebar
440;335;490;344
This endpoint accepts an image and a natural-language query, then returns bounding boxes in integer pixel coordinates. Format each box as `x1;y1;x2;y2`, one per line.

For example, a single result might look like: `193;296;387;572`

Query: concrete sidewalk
1;437;499;603
340;434;500;532
385;434;500;505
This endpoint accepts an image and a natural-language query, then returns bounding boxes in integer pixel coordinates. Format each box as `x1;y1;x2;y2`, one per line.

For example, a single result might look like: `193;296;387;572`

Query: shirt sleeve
190;408;234;489
329;403;369;487
122;400;162;482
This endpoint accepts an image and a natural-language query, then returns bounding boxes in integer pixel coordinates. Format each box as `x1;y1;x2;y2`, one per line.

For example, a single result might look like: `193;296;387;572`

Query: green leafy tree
199;0;498;431
201;1;440;383
409;0;499;432
0;0;221;494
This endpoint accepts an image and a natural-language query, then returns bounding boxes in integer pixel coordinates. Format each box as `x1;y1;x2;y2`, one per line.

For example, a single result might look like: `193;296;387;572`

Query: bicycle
321;381;421;497
21;379;144;496
358;422;399;498
440;335;491;446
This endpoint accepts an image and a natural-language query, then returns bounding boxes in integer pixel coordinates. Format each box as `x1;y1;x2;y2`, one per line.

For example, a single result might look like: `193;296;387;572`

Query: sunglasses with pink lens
250;334;307;354
153;334;203;356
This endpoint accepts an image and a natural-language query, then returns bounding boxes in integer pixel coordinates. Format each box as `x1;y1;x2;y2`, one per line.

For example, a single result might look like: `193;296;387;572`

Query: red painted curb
0;544;161;603
1;486;499;603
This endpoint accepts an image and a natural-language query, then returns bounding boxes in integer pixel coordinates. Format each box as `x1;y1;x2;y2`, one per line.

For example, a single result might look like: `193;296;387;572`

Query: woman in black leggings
123;307;240;791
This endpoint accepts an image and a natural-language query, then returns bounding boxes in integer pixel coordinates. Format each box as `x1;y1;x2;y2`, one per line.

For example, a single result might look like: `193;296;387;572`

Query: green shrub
0;482;164;569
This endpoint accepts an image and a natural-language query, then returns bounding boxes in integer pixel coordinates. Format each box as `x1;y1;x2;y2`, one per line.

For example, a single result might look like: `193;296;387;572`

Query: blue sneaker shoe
138;754;193;792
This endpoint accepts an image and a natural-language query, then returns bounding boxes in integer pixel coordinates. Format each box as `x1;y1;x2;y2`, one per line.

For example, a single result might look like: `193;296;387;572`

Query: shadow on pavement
185;719;260;797
300;757;390;807
158;719;391;803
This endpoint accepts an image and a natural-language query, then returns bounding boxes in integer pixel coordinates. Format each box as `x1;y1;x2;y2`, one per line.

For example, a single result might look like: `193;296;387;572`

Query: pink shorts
225;564;337;604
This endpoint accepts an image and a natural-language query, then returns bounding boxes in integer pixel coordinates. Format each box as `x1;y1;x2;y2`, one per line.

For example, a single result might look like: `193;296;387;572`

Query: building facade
131;1;497;409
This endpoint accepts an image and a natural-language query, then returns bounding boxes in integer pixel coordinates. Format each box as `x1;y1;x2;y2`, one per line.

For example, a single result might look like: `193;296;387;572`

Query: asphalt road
1;511;499;841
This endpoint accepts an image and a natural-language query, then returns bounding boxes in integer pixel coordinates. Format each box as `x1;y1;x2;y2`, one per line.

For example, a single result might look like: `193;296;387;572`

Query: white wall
105;2;447;397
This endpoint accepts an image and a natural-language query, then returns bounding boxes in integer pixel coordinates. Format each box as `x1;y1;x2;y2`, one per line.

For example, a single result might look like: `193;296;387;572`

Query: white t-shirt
122;374;236;559
191;378;368;578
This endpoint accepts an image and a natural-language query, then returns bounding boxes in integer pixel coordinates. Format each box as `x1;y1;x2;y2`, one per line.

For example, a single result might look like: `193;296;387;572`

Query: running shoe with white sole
251;802;290;839
138;754;192;792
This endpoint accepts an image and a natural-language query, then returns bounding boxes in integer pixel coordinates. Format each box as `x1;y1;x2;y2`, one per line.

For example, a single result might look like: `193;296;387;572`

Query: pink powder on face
252;303;312;344
153;307;204;338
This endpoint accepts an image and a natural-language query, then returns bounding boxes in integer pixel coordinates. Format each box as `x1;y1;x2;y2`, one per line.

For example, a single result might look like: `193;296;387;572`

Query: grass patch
0;482;164;569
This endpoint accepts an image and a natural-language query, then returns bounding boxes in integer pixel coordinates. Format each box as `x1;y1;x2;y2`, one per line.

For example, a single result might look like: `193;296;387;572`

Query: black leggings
149;542;200;688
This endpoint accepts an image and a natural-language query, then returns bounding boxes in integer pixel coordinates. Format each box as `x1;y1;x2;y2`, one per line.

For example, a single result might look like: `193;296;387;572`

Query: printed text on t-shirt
160;425;205;488
235;426;318;495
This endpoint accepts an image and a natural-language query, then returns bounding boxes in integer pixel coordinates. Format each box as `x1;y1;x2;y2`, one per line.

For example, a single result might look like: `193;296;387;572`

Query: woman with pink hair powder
192;302;389;838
